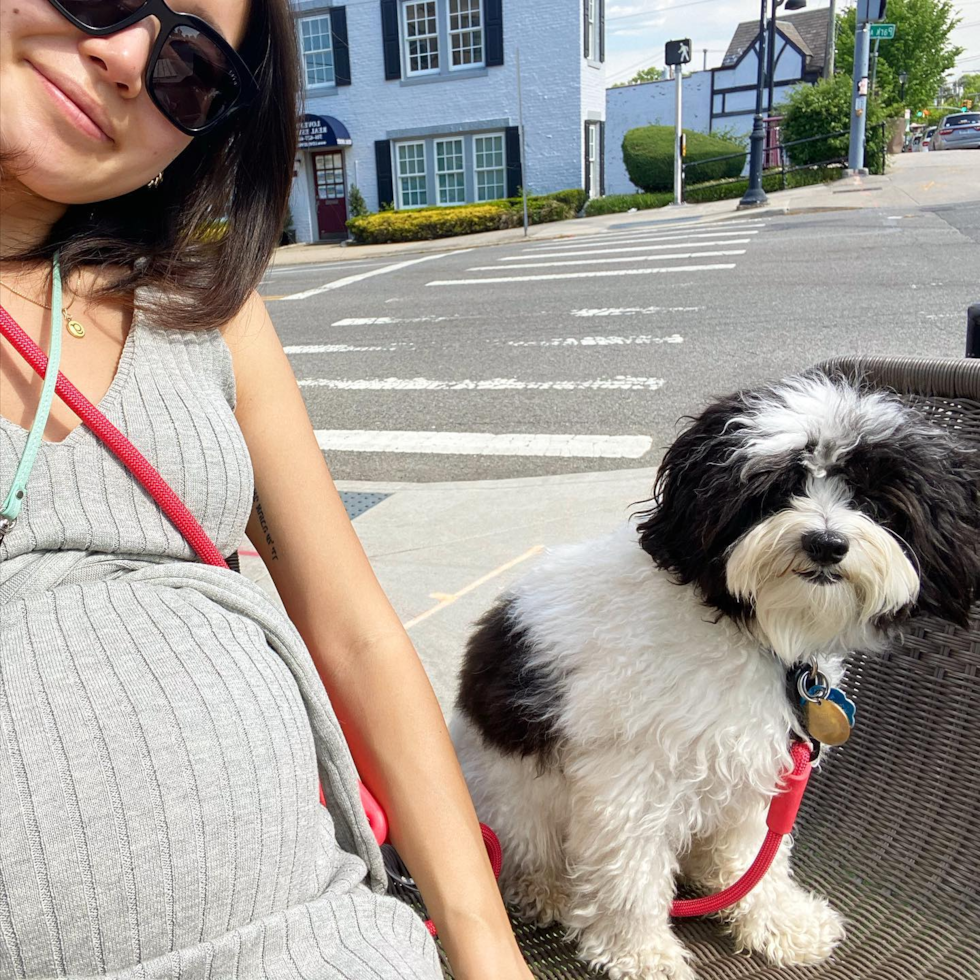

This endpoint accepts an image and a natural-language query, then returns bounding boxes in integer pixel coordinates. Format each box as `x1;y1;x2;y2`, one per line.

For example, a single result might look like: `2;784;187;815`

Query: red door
314;151;347;238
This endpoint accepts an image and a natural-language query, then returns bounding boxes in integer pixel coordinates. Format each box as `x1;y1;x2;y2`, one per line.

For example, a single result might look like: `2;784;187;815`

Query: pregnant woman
0;3;531;978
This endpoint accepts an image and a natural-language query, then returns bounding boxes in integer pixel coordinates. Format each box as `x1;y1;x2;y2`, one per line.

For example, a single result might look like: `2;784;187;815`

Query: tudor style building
288;0;607;242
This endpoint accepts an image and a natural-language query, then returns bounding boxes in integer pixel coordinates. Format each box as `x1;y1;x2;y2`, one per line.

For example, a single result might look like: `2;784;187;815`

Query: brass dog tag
805;698;853;746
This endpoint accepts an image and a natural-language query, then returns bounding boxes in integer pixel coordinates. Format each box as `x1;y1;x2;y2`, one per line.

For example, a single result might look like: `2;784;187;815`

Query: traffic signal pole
674;65;683;205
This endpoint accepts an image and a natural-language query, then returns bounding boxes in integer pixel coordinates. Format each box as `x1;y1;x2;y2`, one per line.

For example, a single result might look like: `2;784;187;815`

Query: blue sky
605;0;980;86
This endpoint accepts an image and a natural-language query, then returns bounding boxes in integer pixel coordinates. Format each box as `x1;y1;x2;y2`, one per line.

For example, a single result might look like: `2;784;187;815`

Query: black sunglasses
47;0;259;136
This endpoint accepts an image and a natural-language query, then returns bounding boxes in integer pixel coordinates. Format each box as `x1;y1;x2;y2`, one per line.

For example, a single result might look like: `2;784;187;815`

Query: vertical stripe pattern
0;289;440;979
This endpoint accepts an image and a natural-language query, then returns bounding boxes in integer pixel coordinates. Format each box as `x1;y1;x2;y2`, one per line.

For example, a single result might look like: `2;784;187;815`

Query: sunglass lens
55;0;149;30
153;26;241;131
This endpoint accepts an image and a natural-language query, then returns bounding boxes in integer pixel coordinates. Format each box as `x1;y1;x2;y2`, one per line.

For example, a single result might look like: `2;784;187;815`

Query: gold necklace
0;276;86;338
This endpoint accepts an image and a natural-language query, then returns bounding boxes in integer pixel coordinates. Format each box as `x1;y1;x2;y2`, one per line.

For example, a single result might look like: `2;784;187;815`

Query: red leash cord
2;304;814;923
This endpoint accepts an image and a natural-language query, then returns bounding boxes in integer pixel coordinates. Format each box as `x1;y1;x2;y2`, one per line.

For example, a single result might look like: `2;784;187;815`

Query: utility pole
824;0;837;79
516;46;529;236
848;18;871;172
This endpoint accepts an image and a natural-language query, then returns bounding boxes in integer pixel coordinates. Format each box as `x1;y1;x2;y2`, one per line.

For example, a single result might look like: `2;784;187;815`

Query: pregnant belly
0;579;336;976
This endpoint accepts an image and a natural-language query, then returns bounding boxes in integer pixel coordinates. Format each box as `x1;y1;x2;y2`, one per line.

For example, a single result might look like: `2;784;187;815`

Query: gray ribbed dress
0;292;442;980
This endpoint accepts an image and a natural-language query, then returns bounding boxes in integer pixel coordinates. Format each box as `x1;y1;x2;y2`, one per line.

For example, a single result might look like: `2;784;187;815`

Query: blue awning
298;114;352;149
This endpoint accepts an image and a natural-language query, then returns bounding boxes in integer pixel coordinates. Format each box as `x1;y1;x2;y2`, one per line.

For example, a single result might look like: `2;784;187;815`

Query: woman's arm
222;292;531;980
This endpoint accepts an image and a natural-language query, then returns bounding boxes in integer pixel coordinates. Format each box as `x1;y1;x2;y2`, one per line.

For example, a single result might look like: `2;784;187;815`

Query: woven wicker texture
400;357;980;980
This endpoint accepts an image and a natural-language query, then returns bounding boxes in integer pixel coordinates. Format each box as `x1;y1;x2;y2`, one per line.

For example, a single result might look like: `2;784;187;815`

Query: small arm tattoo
254;490;279;561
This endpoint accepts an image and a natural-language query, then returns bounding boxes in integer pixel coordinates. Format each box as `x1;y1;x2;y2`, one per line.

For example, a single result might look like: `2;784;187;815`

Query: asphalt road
261;201;980;483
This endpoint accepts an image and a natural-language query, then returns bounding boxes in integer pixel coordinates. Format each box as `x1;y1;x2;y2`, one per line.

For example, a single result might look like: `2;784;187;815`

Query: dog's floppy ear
897;434;980;627
634;393;747;586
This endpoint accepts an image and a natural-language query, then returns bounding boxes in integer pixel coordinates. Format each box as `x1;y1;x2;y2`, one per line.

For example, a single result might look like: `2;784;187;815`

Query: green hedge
779;74;887;175
583;191;673;216
623;126;745;193
684;165;845;204
347;189;580;244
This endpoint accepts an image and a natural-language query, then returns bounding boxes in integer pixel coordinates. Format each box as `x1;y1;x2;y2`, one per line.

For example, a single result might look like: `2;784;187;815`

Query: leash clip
0;515;15;545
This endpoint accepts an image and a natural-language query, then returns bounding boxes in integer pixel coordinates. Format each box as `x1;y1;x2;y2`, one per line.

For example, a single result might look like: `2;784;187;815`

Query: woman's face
0;0;250;205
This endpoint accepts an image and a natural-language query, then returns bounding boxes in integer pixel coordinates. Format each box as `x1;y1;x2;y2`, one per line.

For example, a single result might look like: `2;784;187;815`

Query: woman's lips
29;62;114;143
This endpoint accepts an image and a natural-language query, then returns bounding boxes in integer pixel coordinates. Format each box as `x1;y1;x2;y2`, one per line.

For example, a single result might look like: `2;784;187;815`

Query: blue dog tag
796;668;856;746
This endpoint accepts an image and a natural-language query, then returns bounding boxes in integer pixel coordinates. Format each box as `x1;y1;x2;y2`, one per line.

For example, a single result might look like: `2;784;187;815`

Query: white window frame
298;13;335;89
396;141;429;209
587;122;599;198
402;1;441;77
585;0;599;61
474;132;506;203
448;0;484;71
435;138;466;205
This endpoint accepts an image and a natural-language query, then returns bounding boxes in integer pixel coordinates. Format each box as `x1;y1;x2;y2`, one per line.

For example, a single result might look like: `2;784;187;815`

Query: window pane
435;138;465;204
397;143;427;206
405;2;439;73
301;15;334;85
450;0;483;67
474;135;505;201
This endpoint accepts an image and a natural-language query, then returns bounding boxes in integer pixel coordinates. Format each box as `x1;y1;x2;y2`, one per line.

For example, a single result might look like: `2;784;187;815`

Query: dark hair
0;0;299;332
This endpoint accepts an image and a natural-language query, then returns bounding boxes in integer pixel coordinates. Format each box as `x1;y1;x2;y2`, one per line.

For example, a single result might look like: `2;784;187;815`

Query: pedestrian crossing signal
665;39;692;66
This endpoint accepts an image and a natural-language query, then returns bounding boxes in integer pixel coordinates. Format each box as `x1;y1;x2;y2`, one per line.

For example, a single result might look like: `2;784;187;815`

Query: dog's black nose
801;530;849;565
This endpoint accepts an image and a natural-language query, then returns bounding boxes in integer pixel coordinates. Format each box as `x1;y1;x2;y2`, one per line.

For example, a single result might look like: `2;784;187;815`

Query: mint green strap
1;250;63;522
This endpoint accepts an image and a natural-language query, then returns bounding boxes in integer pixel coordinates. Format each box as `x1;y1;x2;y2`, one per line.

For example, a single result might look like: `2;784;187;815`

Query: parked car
931;113;980;150
915;127;937;151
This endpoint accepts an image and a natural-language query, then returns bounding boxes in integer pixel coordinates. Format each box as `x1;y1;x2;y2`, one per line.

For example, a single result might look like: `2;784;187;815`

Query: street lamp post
739;0;806;209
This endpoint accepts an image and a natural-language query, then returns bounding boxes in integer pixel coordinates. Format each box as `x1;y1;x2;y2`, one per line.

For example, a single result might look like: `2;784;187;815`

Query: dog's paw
731;890;845;966
503;872;571;928
577;932;697;980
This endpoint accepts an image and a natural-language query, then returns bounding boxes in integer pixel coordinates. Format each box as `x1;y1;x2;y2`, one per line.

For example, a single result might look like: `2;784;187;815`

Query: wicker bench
395;355;979;980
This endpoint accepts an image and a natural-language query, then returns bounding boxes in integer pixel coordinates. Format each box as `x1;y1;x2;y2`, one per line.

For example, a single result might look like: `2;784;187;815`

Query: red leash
1;304;814;924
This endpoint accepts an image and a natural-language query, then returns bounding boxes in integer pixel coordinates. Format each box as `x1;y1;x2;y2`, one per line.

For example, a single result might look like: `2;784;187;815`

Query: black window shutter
599;121;605;196
375;140;394;208
598;0;605;63
583;121;591;197
504;126;522;198
332;7;351;85
380;0;401;80
485;0;504;67
583;0;589;57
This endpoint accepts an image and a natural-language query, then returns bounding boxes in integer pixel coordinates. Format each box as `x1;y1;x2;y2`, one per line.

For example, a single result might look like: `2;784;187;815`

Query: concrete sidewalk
240;467;658;714
270;152;977;268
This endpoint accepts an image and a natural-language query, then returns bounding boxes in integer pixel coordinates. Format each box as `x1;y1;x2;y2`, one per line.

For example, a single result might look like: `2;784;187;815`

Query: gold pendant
805;699;852;746
63;310;86;338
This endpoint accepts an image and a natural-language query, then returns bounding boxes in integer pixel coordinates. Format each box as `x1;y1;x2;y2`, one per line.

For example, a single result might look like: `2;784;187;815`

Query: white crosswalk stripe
503;238;751;261
314;430;653;458
469;249;746;271
526;221;765;249
427;263;736;286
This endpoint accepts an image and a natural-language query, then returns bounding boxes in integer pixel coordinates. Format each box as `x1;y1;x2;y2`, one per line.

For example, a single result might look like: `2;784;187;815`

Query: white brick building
288;0;607;243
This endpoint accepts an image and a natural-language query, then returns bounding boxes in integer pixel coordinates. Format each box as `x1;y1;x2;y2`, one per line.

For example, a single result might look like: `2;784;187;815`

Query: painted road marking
571;306;702;316
474;249;746;270
522;233;761;258
426;263;736;286
505;333;683;347
299;376;667;390
283;342;412;354
331;314;481;326
314;430;654;457
526;223;764;249
278;252;453;301
404;545;545;630
504;238;751;261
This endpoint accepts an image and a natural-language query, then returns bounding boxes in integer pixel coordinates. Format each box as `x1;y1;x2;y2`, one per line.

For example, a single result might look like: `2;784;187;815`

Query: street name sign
665;39;692;66
870;23;896;39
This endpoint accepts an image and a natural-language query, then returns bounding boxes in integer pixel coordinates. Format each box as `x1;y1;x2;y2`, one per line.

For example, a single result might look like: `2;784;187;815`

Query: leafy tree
835;0;963;112
611;65;665;88
779;73;889;174
957;72;980;100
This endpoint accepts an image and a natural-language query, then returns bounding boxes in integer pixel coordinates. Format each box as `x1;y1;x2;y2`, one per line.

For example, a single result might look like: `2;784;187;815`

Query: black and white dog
451;374;979;980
